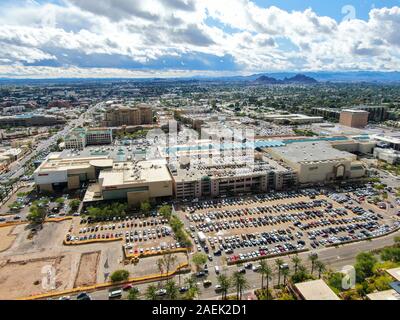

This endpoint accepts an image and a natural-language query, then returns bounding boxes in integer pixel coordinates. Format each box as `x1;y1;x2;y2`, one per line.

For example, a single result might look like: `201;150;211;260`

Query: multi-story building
33;154;173;207
339;109;369;128
0;114;66;127
268;141;366;185
64;128;113;150
85;128;113;145
102;104;153;127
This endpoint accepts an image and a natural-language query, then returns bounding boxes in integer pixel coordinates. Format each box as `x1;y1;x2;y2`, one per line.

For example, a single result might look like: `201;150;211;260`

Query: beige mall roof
294;279;340;300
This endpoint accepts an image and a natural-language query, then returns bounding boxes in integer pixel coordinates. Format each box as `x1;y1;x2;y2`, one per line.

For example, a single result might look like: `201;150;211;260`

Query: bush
110;270;129;282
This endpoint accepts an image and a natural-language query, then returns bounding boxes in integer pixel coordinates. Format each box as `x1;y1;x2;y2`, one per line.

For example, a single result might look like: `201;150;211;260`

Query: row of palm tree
144;276;200;300
142;253;327;300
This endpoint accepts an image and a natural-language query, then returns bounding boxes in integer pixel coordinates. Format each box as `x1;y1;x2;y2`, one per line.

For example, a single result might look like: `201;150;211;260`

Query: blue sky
0;0;399;78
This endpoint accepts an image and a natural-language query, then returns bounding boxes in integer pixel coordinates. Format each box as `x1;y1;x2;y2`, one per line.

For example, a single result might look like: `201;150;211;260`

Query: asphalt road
68;229;399;300
1;102;104;182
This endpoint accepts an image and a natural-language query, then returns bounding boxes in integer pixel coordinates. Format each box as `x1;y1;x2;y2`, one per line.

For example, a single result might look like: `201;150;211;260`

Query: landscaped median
18;262;190;300
63;236;123;245
0;216;73;228
124;247;189;261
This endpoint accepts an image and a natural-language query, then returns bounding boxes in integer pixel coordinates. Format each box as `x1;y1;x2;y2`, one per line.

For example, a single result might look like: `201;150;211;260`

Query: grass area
325;239;400;300
378;160;400;176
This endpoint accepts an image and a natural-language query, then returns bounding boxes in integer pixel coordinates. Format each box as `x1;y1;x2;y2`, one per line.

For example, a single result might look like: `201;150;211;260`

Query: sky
0;0;400;78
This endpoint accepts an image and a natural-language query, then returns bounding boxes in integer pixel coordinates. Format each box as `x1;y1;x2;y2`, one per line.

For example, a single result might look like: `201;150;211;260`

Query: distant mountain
254;75;282;84
254;73;318;84
284;74;318;84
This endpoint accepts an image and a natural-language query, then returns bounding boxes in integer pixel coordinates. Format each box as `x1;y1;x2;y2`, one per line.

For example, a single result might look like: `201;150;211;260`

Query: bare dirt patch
74;251;100;287
0;226;17;252
0;255;72;299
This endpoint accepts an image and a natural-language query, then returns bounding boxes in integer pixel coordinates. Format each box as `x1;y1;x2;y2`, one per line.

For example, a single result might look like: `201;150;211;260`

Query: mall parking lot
67;215;183;256
176;186;399;265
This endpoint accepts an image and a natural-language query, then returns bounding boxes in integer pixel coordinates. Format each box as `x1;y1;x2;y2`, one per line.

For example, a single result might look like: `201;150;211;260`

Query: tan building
34;153;173;207
267;141;366;185
96;159;173;207
103;104;153;127
33;153;113;192
339;109;369;128
292;279;340;300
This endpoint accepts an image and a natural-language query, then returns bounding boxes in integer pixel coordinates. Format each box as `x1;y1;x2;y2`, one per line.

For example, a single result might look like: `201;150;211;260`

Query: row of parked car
227;242;305;264
183;189;323;213
186;199;326;223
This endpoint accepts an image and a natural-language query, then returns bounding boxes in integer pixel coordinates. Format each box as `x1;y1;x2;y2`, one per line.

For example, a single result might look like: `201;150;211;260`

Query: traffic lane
67;229;399;300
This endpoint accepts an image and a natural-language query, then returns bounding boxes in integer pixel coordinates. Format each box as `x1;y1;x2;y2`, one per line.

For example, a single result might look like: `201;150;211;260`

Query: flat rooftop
270;141;354;163
367;289;400;300
386;267;400;281
294;279;340;300
100;159;172;187
37;153;112;172
171;157;290;182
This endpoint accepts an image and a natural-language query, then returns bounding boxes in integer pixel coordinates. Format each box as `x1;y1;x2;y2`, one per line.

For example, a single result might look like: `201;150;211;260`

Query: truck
197;231;207;244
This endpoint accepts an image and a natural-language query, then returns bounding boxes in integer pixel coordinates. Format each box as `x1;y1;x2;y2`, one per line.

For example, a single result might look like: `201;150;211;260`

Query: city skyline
1;0;400;78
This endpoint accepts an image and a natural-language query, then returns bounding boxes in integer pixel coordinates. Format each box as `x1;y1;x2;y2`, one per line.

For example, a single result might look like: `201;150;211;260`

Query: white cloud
0;0;399;77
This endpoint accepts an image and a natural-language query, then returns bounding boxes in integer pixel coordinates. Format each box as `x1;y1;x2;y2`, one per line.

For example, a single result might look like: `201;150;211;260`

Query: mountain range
254;74;318;84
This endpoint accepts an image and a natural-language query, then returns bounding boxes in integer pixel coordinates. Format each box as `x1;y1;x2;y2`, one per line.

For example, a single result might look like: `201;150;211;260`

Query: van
108;290;122;299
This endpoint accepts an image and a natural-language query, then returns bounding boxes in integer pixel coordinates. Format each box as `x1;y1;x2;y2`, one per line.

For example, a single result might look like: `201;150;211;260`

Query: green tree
354;252;377;282
127;287;140;300
282;267;290;286
140;200;151;216
184;276;200;300
110;269;129;282
165;279;179;300
145;284;158;300
308;253;319;275
259;260;272;299
55;197;65;205
216;274;231;300
159;205;172;220
192;252;208;271
231;271;249;300
291;254;301;274
275;259;284;286
27;205;47;225
315;261;326;279
69;199;80;210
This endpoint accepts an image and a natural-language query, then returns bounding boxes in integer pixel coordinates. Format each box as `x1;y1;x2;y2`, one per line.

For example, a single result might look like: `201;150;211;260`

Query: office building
64;128;113;150
339;110;369;128
102;104;153;127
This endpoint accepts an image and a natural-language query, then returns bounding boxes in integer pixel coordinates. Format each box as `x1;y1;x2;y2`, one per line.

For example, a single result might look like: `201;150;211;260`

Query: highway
70;229;399;300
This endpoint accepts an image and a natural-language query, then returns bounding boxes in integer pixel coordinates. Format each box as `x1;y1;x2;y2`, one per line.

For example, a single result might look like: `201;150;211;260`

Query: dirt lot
0;226;17;252
0;255;73;299
74;251;100;287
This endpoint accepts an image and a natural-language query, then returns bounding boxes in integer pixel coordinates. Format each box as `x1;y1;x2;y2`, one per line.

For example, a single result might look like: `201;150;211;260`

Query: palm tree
315;261;326;279
163;251;177;278
291;254;301;274
259;260;273;296
308;254;319;275
145;284;158;300
156;258;164;286
231;271;249;300
282;267;290;286
165;279;179;300
275;259;284;286
127;287;140;300
184;276;200;300
216;274;231;300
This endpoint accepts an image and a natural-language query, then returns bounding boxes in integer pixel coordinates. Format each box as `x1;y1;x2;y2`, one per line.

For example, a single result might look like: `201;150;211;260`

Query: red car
122;284;133;291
